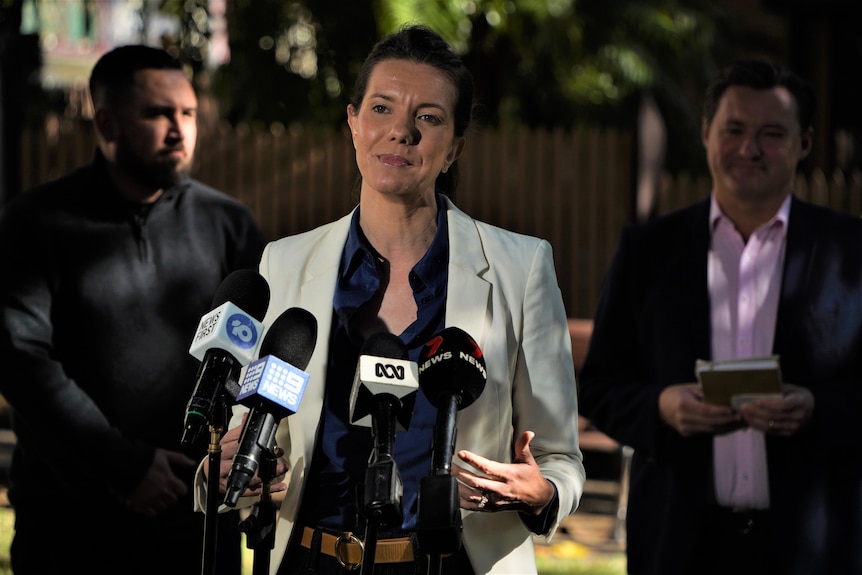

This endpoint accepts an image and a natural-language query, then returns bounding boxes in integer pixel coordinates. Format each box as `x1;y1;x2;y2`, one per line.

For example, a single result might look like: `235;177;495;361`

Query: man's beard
116;142;192;191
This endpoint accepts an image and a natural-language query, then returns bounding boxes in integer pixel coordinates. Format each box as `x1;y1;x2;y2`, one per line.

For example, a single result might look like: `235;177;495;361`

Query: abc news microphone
181;269;270;449
416;326;487;556
223;307;317;507
348;332;419;529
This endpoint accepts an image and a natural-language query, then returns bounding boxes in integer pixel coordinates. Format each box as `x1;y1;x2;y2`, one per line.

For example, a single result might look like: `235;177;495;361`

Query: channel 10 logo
226;313;259;350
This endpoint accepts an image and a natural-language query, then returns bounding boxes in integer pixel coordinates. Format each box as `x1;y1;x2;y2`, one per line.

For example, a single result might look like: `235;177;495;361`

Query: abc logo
226;313;259;349
375;363;405;379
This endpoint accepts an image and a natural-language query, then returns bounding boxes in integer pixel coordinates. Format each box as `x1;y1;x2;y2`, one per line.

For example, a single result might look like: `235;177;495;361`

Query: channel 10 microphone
348;332;419;527
223;307;317;507
181;269;270;449
416;326;487;555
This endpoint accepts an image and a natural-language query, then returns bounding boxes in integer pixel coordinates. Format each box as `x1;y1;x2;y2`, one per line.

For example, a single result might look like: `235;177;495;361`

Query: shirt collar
709;193;791;236
335;194;449;323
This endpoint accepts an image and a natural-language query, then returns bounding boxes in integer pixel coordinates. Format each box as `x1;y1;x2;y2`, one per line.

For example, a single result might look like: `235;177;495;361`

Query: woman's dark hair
349;24;476;198
703;59;816;134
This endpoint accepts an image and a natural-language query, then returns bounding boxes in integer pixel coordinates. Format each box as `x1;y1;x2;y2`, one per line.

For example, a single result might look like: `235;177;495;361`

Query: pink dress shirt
708;193;790;509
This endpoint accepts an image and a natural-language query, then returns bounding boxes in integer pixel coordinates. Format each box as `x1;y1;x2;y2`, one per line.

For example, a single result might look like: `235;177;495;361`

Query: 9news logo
226;313;259;349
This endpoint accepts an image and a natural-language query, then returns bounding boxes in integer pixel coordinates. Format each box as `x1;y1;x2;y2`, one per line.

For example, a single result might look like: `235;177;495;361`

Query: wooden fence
17;117;862;318
657;165;862;216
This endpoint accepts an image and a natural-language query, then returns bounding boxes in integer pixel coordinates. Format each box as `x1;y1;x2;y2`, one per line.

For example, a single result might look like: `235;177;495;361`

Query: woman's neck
359;192;438;264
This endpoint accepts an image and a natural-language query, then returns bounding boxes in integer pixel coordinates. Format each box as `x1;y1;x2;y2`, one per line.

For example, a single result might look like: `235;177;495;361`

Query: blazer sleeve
514;238;585;535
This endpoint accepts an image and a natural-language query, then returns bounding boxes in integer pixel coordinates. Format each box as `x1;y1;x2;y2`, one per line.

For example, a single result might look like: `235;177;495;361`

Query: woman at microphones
195;24;585;575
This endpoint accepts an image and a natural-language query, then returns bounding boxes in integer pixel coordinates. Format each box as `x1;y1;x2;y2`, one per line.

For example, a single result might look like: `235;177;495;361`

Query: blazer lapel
774;197;816;354
288;213;351;471
442;199;492;349
682;200;713;361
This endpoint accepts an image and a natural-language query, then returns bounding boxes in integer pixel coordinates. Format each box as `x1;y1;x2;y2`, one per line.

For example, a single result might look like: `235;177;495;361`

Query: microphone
349;332;419;431
181;269;270;449
349;332;419;528
416;326;487;555
223;307;317;507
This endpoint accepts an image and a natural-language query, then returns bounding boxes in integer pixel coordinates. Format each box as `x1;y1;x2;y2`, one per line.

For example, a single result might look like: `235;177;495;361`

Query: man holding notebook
578;60;862;575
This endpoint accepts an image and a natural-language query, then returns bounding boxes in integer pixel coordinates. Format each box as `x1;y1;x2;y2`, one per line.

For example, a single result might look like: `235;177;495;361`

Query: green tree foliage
372;0;741;172
206;0;378;129
160;0;210;72
208;0;743;173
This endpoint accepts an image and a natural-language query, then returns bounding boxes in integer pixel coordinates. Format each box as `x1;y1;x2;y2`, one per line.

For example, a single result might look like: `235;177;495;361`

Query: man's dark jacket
0;151;266;573
579;196;862;575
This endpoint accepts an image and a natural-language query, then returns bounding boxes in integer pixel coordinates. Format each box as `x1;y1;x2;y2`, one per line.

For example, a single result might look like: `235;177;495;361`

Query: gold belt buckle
334;532;364;571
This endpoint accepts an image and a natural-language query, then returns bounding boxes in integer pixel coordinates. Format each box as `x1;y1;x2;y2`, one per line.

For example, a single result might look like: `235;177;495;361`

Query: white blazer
196;198;584;574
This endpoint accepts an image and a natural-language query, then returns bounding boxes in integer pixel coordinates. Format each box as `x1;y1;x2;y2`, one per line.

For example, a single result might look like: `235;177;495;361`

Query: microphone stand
362;515;380;575
417;474;462;575
360;397;404;575
417;394;463;575
201;393;230;575
239;448;278;575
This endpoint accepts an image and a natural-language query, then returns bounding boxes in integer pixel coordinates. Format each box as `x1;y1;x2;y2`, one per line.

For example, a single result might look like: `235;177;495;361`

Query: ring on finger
477;491;489;510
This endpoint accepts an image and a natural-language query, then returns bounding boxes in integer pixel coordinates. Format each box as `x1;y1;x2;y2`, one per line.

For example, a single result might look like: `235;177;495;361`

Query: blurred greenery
6;1;857;179
159;0;742;175
2;0;750;176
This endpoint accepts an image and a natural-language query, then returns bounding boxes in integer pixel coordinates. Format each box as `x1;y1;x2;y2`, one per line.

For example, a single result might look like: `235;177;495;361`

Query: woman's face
347;59;464;201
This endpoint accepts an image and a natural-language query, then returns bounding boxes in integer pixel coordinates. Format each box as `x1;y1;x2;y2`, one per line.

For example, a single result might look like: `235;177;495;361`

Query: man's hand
126;448;195;516
659;383;744;436
737;383;814;436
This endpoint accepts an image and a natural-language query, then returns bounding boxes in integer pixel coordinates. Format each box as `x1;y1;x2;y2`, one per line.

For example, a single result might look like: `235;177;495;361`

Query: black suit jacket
579;196;862;575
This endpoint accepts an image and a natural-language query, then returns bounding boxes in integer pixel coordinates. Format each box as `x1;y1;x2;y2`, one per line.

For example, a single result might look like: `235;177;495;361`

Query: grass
0;504;11;575
0;504;625;575
535;539;626;574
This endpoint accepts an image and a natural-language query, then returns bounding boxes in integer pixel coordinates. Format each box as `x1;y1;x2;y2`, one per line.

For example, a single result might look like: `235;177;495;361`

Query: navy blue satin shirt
297;196;449;534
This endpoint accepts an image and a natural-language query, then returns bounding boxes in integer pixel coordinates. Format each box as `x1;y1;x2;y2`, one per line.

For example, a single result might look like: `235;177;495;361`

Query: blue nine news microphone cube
236;355;310;417
188;301;264;365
